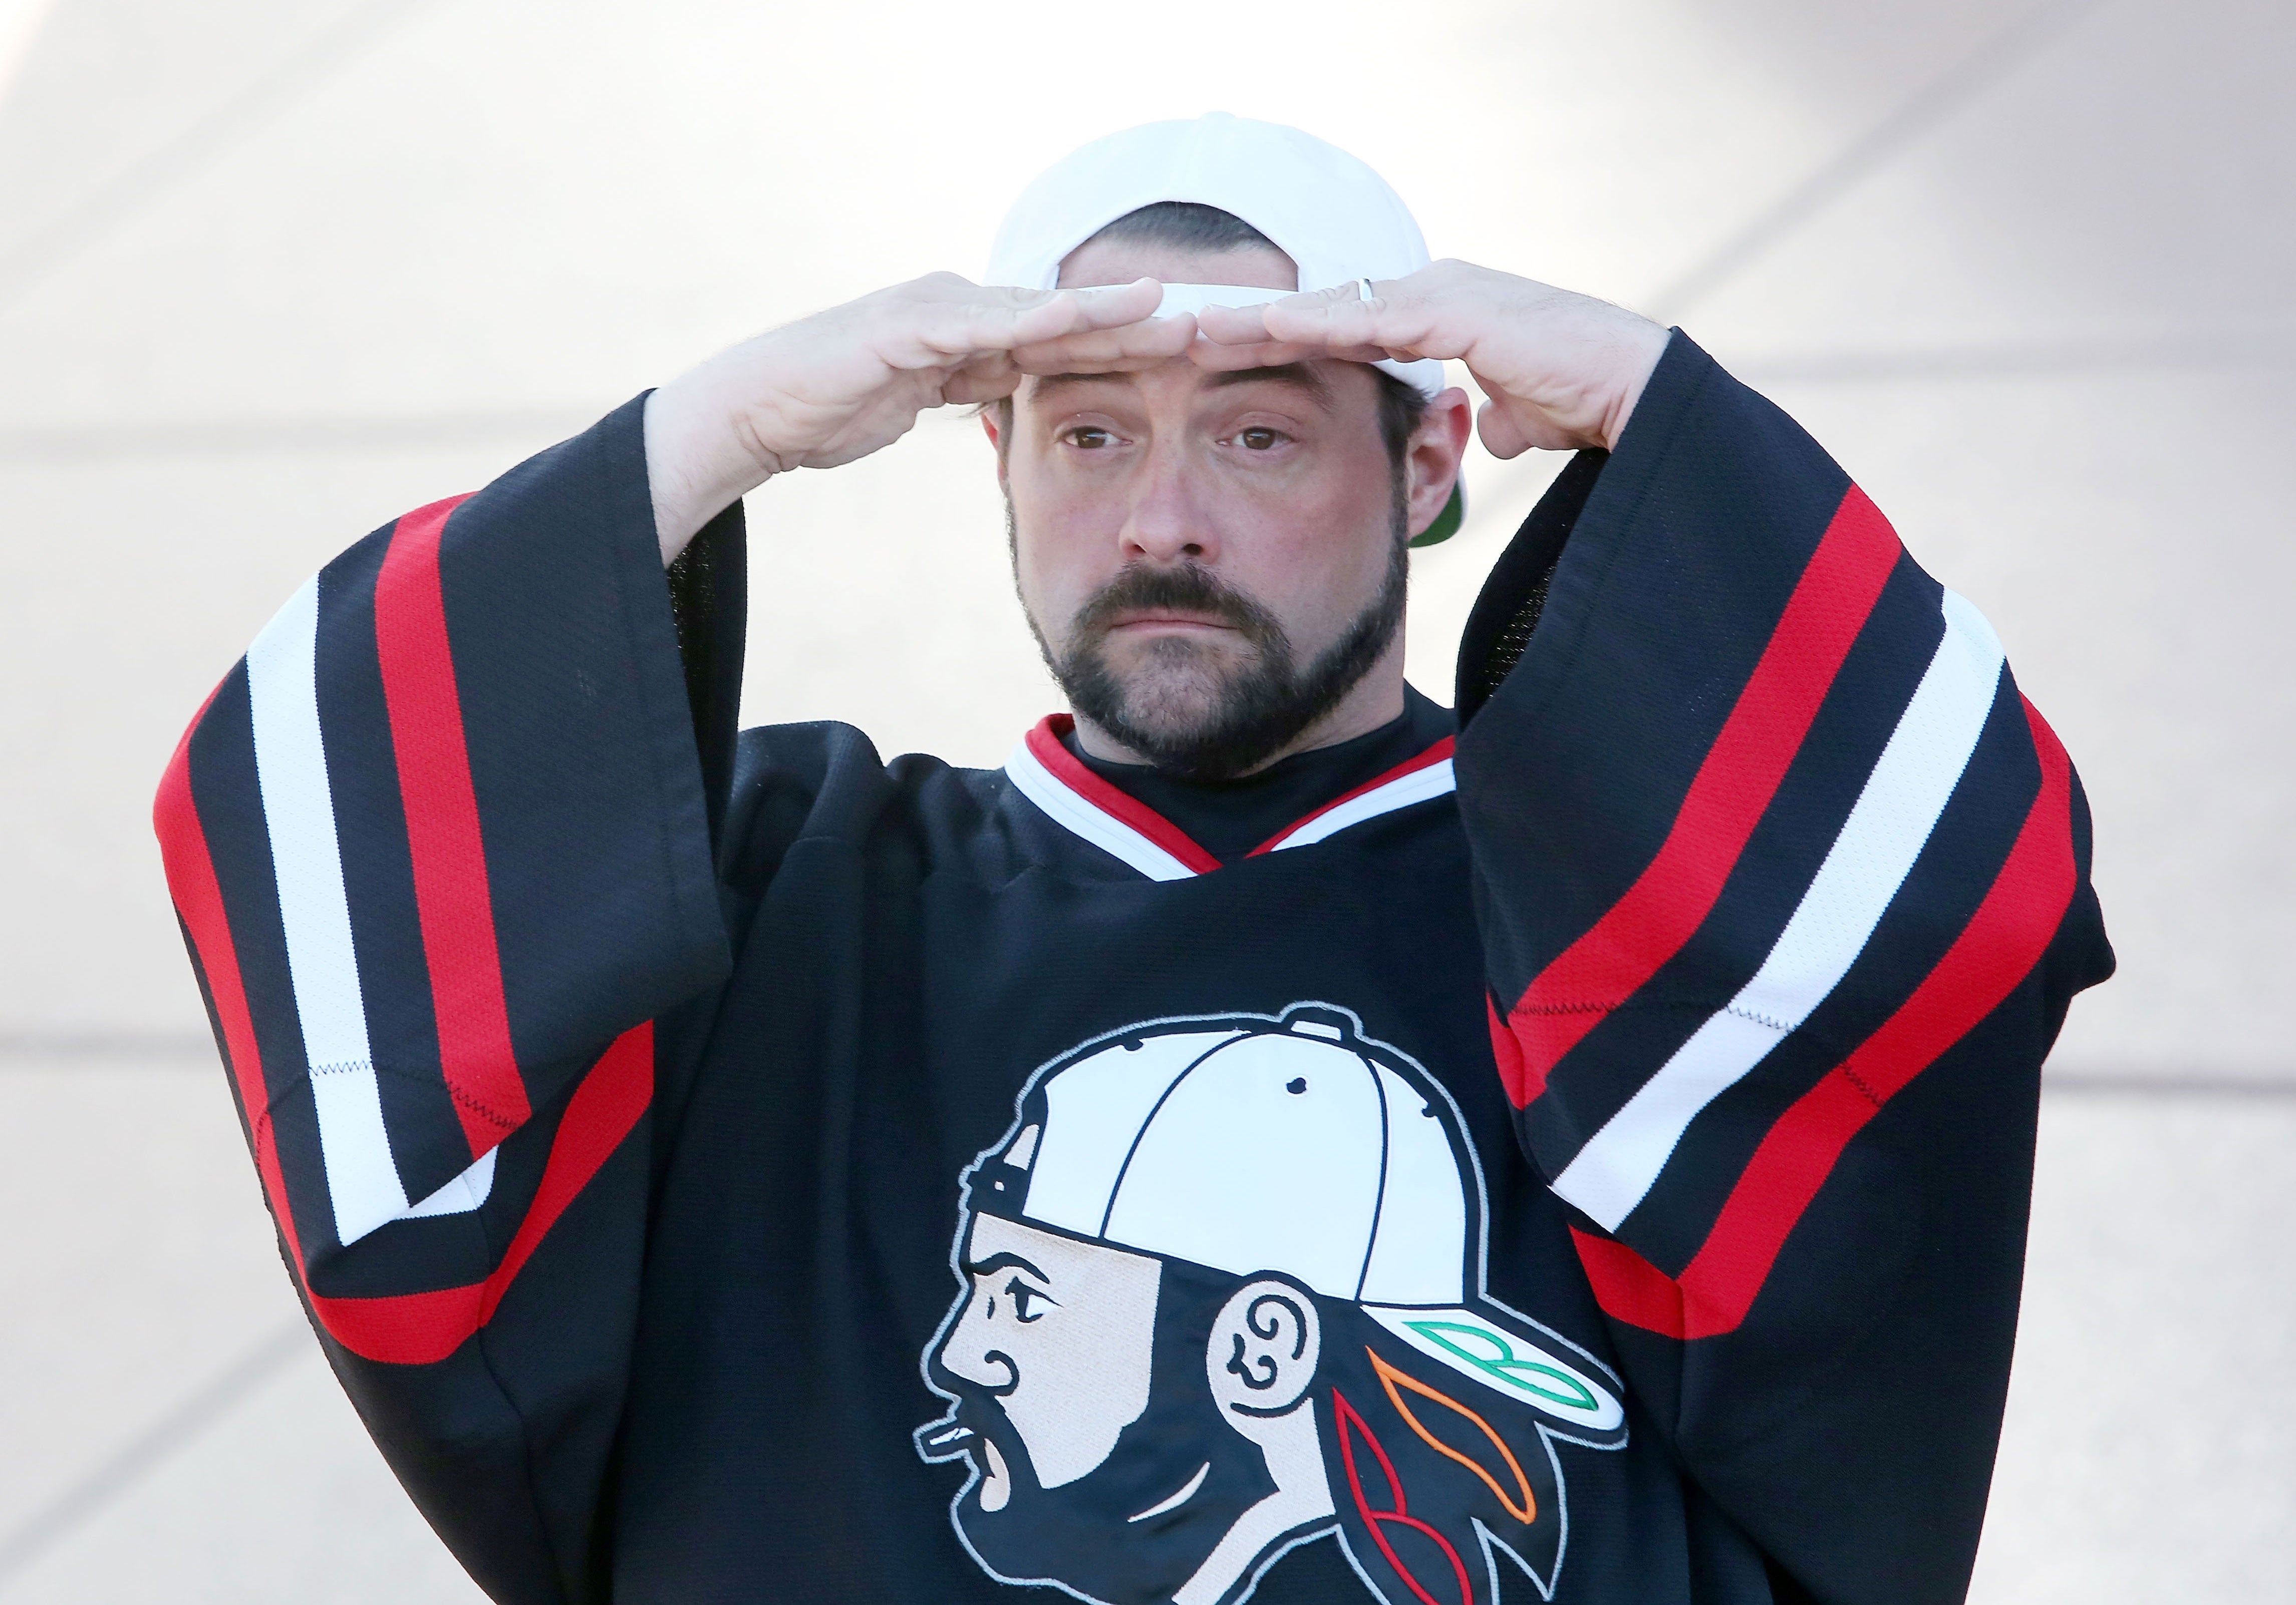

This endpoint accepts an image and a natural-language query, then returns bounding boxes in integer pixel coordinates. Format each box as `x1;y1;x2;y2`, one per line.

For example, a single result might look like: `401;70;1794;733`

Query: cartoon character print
915;1003;1628;1605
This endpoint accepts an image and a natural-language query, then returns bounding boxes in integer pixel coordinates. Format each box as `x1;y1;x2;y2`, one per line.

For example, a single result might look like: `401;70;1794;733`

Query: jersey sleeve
1453;333;2115;1604
152;395;741;1603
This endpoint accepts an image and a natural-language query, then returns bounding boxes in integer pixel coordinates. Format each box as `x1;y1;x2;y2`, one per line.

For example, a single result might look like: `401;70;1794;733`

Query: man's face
994;237;1416;779
934;1212;1162;1503
923;1213;1280;1603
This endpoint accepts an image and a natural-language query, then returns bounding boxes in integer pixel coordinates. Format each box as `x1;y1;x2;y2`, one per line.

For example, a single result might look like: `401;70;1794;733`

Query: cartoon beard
931;1270;1297;1605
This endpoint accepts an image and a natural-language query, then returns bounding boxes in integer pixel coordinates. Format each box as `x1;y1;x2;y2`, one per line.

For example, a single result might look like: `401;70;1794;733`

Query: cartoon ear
1206;1280;1323;1418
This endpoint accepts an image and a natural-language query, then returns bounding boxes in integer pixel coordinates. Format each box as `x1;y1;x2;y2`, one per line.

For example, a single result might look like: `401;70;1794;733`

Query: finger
1476;397;1532;461
1001;278;1166;344
1008;313;1199;372
1260;285;1473;365
945;274;1161;318
895;280;1165;369
1193;302;1276;346
944;364;1024;405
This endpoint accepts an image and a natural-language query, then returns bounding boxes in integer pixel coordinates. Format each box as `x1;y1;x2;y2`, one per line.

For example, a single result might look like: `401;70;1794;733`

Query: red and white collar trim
1003;714;1457;881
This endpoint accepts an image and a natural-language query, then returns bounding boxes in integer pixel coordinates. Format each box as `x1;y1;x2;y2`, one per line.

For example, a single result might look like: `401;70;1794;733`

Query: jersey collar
1003;714;1457;882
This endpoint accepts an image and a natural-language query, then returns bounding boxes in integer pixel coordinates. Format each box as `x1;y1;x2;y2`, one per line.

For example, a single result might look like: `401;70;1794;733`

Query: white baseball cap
985;114;1465;544
968;1005;1625;1432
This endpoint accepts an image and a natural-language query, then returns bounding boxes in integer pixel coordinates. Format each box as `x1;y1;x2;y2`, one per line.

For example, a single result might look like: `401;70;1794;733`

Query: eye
1064;426;1116;450
1005;1275;1058;1323
1236;426;1285;451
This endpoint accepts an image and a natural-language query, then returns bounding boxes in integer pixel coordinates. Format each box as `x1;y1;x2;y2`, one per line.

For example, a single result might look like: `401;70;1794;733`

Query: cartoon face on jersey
915;1003;1629;1605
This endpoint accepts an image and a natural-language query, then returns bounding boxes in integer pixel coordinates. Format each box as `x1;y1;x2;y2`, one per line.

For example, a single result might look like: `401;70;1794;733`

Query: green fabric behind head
1410;481;1466;548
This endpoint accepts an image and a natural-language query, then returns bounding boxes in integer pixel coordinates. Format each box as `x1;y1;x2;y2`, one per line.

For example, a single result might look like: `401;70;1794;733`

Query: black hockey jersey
155;333;2112;1605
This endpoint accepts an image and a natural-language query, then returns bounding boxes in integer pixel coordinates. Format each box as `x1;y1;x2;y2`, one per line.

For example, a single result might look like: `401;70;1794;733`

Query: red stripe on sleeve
1567;1228;1686;1340
373;495;532;1153
312;1022;654;1365
1488;992;1540;1108
155;696;309;1273
1570;699;2077;1339
1499;485;1903;1107
159;694;653;1366
1026;715;1224;875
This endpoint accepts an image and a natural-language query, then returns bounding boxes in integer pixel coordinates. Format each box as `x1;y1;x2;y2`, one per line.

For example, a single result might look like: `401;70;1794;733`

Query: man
912;1002;1632;1605
155;113;2111;1605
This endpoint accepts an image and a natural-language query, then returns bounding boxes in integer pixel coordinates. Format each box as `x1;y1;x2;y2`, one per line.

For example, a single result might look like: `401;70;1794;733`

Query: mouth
979;1437;1013;1512
1105;611;1238;637
916;1409;1019;1515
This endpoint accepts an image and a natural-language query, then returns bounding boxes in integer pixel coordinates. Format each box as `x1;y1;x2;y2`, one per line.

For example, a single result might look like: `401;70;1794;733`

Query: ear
1404;386;1473;541
1206;1279;1323;1418
979;400;1012;494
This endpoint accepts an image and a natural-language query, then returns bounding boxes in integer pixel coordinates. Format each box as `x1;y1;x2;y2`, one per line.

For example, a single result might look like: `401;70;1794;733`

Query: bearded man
156;113;2111;1605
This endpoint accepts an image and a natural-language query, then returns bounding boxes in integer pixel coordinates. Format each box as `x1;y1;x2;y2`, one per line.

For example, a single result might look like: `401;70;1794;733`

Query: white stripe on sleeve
247;576;410;1247
248;574;495;1245
406;1146;498;1217
1553;589;2007;1233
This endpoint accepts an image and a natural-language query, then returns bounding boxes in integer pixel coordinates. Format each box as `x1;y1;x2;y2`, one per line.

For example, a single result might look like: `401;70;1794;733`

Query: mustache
915;1396;1021;1469
1069;564;1288;653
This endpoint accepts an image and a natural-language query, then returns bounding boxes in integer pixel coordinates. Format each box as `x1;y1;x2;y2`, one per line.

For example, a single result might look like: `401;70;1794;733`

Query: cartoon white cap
984;112;1446;402
979;1006;1469;1306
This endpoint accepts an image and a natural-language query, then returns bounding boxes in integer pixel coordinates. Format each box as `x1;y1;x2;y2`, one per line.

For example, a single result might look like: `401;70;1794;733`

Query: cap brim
1408;481;1466;548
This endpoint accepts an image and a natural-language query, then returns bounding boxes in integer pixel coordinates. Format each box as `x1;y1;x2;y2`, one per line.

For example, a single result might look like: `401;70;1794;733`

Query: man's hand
1192;261;1669;460
644;273;1190;561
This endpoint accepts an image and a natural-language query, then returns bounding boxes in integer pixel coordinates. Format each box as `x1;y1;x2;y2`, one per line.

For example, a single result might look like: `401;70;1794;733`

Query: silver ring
1356;277;1375;302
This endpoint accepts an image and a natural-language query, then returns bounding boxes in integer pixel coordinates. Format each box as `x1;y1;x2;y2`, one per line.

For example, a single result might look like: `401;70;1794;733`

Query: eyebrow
1206;363;1334;407
964;1251;1050;1281
1026;363;1334;410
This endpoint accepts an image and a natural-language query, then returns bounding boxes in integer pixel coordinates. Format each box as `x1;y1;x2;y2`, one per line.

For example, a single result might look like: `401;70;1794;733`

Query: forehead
1019;359;1367;418
968;1212;1156;1283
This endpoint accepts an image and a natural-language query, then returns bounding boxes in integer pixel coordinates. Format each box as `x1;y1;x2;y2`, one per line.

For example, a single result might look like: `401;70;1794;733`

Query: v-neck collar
1002;713;1457;881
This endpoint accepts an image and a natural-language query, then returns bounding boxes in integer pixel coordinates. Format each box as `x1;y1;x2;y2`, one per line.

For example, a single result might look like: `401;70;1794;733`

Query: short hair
1083;199;1286;259
1007;201;1431;471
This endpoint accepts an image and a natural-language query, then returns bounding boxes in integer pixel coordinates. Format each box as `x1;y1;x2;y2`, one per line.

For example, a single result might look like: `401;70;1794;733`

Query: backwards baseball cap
965;1005;1624;1433
986;113;1466;546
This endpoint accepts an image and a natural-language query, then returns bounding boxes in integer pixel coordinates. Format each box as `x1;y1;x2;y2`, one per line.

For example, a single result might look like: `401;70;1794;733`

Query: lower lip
980;1439;1013;1513
1110;618;1231;636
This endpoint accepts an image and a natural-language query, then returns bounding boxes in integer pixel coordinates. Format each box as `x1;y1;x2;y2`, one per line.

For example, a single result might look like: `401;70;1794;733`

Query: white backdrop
0;1;2289;1598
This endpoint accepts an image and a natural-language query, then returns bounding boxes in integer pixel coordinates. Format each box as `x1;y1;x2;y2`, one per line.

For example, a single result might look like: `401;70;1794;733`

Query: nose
1117;437;1217;567
939;1296;1020;1395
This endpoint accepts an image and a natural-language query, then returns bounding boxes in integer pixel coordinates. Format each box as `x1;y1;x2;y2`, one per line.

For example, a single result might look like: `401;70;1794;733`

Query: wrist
1595;319;1671;451
643;363;781;564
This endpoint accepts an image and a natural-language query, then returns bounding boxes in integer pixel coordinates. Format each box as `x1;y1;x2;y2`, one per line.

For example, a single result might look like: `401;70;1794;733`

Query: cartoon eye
1005;1276;1059;1323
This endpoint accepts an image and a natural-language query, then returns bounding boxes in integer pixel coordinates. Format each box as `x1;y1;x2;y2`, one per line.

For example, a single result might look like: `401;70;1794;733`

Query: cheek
1009;481;1108;629
1234;496;1395;630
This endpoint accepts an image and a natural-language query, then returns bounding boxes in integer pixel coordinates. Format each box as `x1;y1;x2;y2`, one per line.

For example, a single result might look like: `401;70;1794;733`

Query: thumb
1476;397;1533;461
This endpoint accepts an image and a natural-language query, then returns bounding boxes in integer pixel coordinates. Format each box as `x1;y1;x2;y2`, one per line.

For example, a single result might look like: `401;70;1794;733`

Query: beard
1016;504;1410;783
946;1382;1274;1605
920;1253;1320;1604
933;1276;1283;1605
